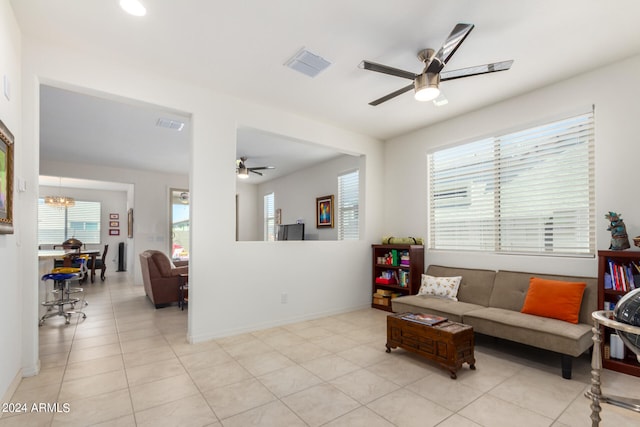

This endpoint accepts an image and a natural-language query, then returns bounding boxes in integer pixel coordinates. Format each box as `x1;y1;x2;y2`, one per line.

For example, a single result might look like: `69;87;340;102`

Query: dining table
53;248;101;283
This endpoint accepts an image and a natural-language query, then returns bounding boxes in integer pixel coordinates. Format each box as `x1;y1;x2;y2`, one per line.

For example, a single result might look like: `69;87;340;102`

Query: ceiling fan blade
360;60;417;80
248;166;275;171
250;170;263;176
426;23;475;74
369;83;414;106
440;60;514;82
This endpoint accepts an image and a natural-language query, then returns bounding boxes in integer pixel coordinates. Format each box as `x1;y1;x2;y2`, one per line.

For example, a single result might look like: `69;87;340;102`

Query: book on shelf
606;259;638;292
402;313;447;326
399;250;410;266
610;333;625;360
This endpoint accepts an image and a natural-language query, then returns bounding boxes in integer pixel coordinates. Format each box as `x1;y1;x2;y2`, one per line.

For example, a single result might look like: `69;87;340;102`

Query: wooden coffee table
386;312;476;379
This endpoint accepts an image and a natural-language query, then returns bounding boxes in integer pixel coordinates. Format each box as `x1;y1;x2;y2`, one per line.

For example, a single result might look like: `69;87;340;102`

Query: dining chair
86;244;109;281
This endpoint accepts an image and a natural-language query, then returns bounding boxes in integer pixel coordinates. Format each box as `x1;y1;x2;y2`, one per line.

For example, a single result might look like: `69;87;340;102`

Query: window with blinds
264;193;275;241
428;111;595;255
338;169;360;240
38;199;101;245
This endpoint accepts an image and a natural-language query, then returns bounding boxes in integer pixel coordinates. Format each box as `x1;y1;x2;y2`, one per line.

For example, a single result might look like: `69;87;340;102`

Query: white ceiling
39;85;191;176
12;0;640;180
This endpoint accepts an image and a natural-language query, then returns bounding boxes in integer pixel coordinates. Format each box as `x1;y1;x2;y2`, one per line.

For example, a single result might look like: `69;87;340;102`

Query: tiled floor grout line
108;279;142;427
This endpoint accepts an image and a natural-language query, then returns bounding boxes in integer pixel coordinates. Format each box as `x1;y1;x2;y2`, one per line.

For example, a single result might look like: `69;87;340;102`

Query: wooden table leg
89;254;96;283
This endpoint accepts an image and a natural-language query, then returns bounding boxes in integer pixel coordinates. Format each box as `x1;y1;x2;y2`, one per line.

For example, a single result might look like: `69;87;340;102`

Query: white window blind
428;111;595;255
38;199;102;245
264;193;275;241
338;169;359;240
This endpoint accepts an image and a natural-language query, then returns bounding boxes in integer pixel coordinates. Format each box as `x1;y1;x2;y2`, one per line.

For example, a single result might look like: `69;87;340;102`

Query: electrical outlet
281;292;288;304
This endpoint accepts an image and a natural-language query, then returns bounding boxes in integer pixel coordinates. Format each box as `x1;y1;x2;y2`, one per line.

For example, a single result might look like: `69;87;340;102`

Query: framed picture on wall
276;208;282;225
316;195;334;228
109;229;120;236
0;119;14;235
110;213;119;220
128;208;134;238
109;221;119;227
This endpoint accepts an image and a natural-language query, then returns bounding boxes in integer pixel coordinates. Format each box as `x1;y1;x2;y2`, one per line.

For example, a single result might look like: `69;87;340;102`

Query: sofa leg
561;354;572;379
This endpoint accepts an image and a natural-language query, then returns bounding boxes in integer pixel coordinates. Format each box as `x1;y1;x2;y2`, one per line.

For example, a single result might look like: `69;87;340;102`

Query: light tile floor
2;273;640;426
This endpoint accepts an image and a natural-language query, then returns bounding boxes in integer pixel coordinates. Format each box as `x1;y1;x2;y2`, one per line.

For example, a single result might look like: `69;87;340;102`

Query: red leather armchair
139;250;188;308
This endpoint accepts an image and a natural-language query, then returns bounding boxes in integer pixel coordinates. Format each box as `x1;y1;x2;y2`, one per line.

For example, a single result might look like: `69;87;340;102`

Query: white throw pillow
418;275;462;301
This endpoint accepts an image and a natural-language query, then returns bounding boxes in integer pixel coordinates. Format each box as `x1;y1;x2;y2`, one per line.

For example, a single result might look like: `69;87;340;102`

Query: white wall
40;160;188;284
18;33;384;367
38;184;128;273
0;0;22;403
384;54;640;277
256;154;363;241
236;181;258;241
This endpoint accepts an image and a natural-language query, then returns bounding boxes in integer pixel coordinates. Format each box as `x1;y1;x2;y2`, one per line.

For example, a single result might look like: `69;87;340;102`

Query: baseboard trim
188;303;371;344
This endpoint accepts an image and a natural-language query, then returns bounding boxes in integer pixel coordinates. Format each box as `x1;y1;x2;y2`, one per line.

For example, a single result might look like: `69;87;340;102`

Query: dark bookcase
371;244;424;312
597;250;640;377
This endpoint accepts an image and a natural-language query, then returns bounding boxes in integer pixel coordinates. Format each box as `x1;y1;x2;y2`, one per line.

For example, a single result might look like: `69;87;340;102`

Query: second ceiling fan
361;23;514;106
236;156;275;179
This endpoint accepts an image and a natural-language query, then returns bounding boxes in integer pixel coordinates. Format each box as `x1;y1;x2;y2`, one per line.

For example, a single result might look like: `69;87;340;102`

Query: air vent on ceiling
156;118;185;131
284;48;331;78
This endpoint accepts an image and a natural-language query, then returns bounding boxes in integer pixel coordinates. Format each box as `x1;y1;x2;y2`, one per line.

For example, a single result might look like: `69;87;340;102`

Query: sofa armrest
169;265;189;276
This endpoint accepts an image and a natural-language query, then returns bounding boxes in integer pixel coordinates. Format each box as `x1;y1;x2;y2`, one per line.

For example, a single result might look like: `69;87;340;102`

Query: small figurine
606;211;630;250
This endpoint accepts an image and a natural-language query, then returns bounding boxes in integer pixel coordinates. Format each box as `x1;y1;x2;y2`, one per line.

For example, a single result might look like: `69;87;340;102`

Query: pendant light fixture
44;178;75;208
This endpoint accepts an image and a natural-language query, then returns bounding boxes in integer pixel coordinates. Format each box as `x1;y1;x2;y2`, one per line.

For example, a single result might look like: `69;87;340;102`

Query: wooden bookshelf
372;244;424;312
597;250;640;377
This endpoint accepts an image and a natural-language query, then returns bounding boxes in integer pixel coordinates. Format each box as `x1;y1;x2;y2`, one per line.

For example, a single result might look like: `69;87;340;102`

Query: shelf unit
372;244;424;312
597;249;640;377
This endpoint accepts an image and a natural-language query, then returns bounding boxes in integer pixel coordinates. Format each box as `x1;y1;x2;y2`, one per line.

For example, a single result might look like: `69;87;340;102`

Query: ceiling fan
236;156;275;179
360;23;514;106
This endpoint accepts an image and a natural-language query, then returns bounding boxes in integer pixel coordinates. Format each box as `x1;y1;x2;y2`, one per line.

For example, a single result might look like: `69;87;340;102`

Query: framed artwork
109;213;119;220
0;119;14;235
316;195;334;228
109;229;120;236
127;208;134;238
275;208;282;225
109;221;119;227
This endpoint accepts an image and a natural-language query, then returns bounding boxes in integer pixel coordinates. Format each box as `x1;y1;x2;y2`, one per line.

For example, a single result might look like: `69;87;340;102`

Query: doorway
170;188;190;261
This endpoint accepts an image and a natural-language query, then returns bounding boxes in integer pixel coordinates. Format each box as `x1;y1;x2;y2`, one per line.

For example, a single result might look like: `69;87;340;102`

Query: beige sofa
391;265;597;379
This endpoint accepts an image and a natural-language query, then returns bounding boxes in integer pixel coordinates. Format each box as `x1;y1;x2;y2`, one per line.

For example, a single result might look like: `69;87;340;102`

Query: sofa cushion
521;277;586;324
418;274;462;300
425;265;496;306
391;294;486;323
489;270;597;324
463;307;593;357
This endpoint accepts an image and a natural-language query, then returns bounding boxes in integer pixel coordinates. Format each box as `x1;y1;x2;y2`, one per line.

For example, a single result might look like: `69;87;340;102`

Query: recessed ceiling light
120;0;146;17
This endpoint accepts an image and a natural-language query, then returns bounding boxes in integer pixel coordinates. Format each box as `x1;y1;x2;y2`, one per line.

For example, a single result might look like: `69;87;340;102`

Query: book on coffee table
402;313;448;326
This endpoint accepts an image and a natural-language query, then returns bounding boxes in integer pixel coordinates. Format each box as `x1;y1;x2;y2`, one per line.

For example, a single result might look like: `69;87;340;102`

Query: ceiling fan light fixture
414;73;440;102
237;167;249;179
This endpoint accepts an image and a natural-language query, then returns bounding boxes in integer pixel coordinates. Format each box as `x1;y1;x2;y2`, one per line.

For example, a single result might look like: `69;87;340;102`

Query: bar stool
39;273;87;326
51;257;88;307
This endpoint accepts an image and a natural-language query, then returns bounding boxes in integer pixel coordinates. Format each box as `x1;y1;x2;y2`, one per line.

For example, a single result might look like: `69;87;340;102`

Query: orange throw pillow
521;277;586;324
